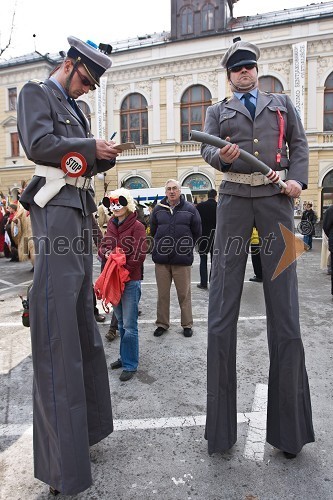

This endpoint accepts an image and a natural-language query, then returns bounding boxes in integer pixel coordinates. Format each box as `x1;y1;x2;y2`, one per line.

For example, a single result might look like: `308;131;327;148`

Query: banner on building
292;42;307;124
95;76;107;139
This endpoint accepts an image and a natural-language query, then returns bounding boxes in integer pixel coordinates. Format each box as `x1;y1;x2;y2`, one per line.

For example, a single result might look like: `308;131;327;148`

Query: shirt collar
234;88;258;101
50;76;69;99
166;198;181;209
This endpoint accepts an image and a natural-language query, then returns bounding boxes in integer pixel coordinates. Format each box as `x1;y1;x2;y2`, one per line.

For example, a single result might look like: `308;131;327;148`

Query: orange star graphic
272;223;307;280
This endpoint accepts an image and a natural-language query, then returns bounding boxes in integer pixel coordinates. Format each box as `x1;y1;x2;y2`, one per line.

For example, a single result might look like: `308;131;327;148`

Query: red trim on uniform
276;109;284;164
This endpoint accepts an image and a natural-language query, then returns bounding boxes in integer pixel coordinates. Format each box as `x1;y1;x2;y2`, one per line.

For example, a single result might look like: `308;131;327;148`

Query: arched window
181;6;194;35
120;93;148;145
182;173;213;203
76;100;91;127
202;3;215;32
259;76;283;94
324;72;333;131
183;173;212;191
181;85;212;142
123;176;149;190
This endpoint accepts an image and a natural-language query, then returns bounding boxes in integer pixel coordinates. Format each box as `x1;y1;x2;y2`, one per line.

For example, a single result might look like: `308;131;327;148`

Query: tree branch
0;4;16;57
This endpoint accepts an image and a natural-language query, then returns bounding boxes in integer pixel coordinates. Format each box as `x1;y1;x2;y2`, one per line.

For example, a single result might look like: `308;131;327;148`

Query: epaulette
220;97;232;104
29;79;43;85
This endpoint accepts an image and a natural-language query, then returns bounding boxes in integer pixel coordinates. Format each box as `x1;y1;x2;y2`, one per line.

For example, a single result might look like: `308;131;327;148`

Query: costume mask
102;195;128;212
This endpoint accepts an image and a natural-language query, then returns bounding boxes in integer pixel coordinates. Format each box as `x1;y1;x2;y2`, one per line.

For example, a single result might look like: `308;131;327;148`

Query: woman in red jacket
99;188;147;381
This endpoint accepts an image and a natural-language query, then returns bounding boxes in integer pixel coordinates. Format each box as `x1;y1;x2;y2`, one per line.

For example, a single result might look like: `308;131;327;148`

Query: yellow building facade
0;0;332;220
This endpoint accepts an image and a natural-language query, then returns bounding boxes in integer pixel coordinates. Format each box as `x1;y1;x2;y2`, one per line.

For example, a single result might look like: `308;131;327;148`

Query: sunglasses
230;63;257;73
75;67;95;90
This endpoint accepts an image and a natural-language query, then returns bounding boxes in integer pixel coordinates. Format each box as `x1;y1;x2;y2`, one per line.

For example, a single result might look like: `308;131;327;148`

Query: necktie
67;97;86;128
67;97;77;111
243;93;256;120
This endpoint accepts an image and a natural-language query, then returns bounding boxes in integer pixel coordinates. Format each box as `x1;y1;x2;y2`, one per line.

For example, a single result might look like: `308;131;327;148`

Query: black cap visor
228;58;257;70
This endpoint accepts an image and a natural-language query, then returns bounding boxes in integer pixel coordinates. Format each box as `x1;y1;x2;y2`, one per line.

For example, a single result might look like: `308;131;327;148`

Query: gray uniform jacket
18;78;115;214
201;91;308;196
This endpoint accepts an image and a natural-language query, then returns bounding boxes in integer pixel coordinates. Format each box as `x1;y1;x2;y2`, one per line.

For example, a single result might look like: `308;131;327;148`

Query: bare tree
0;4;16;57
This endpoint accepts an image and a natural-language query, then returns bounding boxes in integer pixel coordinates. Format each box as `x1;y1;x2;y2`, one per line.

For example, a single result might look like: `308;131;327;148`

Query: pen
110;132;117;140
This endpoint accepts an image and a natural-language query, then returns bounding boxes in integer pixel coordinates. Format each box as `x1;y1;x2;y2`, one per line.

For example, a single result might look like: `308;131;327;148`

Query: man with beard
17;36;118;495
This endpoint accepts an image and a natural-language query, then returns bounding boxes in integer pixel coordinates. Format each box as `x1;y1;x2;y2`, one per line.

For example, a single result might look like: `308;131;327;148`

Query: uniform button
66;119;70;124
254;138;259;143
254;151;259;156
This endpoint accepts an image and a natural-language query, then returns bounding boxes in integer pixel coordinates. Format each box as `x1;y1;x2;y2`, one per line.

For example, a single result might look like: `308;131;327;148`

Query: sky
0;0;331;59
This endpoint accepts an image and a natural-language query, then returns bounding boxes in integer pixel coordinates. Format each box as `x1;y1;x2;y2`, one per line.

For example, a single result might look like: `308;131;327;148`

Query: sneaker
119;370;136;382
105;328;118;341
249;276;263;283
95;313;106;323
49;486;60;496
183;328;193;337
154;326;166;337
110;359;122;369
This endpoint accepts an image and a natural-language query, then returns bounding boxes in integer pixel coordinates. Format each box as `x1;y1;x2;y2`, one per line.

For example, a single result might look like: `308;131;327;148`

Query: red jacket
98;211;147;281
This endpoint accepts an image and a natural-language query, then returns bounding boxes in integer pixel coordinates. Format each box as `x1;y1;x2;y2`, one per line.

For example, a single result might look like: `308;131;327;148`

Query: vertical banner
292;42;307;124
95;76;107;139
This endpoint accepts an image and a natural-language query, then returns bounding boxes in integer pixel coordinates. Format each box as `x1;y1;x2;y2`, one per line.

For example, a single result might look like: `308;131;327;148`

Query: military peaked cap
67;36;112;86
221;38;260;70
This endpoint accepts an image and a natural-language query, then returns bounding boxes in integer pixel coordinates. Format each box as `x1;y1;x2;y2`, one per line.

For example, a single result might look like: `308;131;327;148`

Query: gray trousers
205;193;314;455
29;204;113;495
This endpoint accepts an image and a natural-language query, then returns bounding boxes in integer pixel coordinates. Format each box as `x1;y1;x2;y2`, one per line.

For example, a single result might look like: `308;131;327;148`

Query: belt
222;170;287;187
34;165;92;190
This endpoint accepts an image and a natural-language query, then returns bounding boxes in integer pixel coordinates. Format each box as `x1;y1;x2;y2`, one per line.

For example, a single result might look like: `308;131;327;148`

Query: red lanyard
276;108;284;164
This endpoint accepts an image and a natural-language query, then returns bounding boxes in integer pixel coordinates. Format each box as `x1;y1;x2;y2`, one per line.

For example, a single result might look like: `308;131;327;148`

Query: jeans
199;251;213;287
113;280;141;371
303;234;313;249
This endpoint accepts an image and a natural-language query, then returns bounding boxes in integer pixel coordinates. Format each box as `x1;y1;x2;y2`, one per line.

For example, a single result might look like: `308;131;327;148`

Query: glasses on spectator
75;67;95;90
166;186;179;192
230;63;257;73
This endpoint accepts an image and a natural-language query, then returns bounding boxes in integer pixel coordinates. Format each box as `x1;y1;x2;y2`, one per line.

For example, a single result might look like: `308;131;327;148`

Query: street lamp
96;172;111;194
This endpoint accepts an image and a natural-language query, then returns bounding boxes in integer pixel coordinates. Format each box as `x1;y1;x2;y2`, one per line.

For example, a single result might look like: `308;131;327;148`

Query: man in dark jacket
150;179;202;337
323;204;333;295
196;189;217;289
300;202;317;250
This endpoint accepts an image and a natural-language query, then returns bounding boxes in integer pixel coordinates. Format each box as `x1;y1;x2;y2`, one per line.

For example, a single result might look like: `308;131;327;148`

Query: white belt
35;165;92;190
222;170;287;186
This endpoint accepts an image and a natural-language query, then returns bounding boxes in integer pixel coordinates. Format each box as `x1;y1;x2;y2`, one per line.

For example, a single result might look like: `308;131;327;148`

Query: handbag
20;284;32;327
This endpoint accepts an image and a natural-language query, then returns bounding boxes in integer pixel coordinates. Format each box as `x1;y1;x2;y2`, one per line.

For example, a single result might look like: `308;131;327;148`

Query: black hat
67;36;112;87
221;39;260;70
